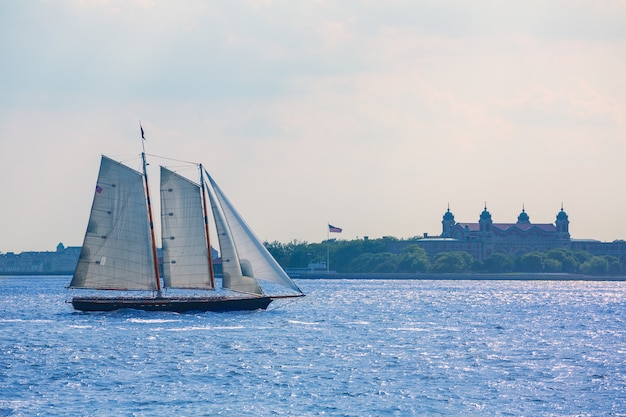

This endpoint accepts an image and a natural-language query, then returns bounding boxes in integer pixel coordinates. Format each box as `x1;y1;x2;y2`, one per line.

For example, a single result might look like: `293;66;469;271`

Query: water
1;277;625;416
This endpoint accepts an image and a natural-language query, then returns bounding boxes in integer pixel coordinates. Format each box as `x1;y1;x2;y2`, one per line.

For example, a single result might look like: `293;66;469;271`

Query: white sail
70;156;157;290
205;173;262;294
160;166;213;289
205;171;303;294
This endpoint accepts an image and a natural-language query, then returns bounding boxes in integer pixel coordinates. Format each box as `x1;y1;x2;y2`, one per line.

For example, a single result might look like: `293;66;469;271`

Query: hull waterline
71;296;273;312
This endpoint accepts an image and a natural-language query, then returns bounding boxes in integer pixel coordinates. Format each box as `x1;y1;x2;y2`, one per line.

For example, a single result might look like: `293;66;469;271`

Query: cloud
0;1;625;251
499;79;623;131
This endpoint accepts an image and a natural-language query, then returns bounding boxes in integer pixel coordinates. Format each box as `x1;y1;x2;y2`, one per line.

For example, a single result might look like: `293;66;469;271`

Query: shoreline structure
292;272;626;281
2;244;626;281
3;272;625;281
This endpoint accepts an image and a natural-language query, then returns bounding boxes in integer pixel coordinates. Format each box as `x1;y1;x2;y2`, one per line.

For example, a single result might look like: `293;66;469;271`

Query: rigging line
105;154;143;167
144;153;199;166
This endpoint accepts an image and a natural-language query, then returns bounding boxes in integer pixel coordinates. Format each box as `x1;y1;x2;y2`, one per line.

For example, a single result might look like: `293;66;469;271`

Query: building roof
456;223;480;232
494;223;557;232
454;222;556;233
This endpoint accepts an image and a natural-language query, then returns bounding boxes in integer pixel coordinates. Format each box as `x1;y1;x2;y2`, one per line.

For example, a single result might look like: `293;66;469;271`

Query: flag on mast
140;123;145;140
329;224;342;233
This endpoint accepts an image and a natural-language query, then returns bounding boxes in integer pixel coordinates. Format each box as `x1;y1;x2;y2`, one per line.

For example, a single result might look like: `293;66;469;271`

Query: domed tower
479;204;493;233
441;205;456;237
556;204;570;236
517;205;530;224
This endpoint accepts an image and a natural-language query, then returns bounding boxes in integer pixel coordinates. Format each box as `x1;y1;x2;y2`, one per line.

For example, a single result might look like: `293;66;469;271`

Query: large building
415;205;626;263
0;243;221;275
0;243;82;275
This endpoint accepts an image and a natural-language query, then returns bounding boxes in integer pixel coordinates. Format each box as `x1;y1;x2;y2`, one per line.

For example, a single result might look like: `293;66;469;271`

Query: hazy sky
1;0;625;253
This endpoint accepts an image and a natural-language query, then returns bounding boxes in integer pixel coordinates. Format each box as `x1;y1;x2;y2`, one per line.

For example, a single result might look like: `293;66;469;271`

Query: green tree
265;241;290;267
306;242;329;266
571;250;593;265
288;241;313;268
604;256;622;275
264;240;313;269
517;252;547;272
268;238;616;276
543;258;562;272
329;239;388;272
348;252;398;273
580;256;609;275
546;249;579;273
431;251;473;273
397;245;430;272
483;252;515;273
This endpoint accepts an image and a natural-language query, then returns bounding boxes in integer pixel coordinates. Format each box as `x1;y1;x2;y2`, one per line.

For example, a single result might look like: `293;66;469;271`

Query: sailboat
68;152;304;312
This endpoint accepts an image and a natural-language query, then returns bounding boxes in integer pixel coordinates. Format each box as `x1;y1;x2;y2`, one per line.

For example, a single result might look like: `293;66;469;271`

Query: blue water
1;277;625;416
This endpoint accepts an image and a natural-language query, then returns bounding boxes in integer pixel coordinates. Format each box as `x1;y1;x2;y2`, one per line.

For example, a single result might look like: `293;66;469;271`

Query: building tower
479;204;493;234
517;205;530;224
441;205;456;237
556;204;570;237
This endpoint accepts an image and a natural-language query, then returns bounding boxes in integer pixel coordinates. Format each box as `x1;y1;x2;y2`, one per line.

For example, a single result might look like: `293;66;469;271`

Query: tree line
264;237;625;276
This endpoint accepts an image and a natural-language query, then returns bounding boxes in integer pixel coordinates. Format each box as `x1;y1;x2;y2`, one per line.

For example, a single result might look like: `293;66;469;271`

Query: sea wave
1;278;625;416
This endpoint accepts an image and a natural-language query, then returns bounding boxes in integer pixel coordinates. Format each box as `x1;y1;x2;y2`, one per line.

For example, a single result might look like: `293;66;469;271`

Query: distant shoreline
0;271;75;277
292;272;626;281
5;272;625;281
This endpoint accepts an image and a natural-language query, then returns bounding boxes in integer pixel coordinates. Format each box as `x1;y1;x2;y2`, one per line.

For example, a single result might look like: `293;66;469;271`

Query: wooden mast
142;151;162;294
140;123;162;294
200;163;216;288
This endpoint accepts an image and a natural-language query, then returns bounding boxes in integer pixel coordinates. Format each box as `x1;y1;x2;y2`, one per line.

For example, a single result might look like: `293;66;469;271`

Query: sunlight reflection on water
0;277;625;416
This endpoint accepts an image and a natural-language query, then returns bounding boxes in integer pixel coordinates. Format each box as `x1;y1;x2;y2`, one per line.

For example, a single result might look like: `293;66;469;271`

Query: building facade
415;205;625;263
0;243;222;275
0;243;82;275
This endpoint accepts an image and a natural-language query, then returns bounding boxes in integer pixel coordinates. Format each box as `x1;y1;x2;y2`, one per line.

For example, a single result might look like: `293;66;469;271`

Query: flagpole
326;224;342;272
140;121;146;154
326;223;330;273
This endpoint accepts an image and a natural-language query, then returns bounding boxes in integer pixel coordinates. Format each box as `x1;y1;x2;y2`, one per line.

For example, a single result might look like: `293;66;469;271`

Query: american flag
328;224;342;233
95;185;103;194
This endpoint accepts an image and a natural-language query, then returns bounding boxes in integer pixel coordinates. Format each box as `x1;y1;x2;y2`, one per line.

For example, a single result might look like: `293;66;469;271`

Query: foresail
205;172;303;294
205;173;262;295
70;156;157;290
160;167;213;289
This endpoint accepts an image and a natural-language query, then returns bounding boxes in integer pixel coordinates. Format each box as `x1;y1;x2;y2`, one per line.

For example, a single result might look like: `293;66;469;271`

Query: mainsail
70;156;157;290
160;166;213;289
204;171;303;295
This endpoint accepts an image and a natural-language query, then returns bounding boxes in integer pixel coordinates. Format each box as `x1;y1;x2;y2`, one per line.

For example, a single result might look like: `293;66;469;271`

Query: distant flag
329;224;342;233
140;123;145;140
95;185;103;194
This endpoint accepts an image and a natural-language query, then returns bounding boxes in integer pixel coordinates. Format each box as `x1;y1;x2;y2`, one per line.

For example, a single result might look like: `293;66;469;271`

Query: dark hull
72;296;273;312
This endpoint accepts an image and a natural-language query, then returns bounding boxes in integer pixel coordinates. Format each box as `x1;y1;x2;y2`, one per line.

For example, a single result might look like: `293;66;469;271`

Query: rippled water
1;276;625;416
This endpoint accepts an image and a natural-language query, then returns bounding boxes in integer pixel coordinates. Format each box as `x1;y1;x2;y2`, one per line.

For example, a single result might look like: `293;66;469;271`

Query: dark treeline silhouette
264;237;625;276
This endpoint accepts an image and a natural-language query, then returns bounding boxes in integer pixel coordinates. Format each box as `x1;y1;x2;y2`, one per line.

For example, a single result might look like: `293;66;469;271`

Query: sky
1;0;625;253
